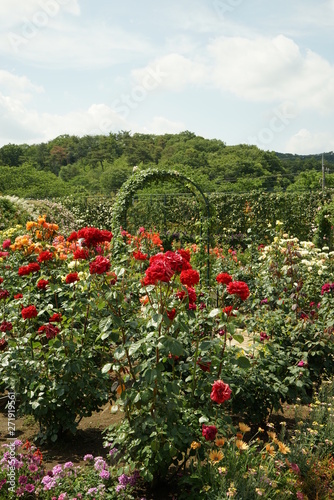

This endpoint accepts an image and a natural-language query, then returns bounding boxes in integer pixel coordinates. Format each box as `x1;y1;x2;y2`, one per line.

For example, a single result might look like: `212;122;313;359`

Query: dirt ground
0;399;122;469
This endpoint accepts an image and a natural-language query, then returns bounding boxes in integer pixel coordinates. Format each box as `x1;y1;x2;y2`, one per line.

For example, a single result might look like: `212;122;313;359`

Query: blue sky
0;0;333;154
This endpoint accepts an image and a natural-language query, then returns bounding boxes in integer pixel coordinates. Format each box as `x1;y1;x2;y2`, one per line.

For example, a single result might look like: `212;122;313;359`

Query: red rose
0;289;10;300
202;424;218;441
210;379;232;404
2;239;11;249
0;338;8;351
38;324;59;340
67;231;78;242
49;313;62;323
227;281;250;301
176;290;186;301
187;286;197;304
143;259;174;285
37;251;53;263
14;293;23;300
0;321;13;332
66;272;79;284
73;248;89;260
89;255;111;275
180;269;200;287
133;250;148;261
222;306;236;317
167;308;176;321
0;251;9;258
216;273;232;285
28;263;41;273
21;305;38;320
197;358;211;372
164;251;184;272
176;248;191;262
37;279;49;290
0;278;3;284
77;227;112;248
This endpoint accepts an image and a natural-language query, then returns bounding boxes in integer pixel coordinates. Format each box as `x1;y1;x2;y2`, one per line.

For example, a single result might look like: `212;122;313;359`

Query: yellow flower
265;443;276;457
239;423;251;433
267;431;278;442
190;441;201;450
258;427;264;433
277;441;290;455
215;437;226;447
236;440;249;451
209;450;224;464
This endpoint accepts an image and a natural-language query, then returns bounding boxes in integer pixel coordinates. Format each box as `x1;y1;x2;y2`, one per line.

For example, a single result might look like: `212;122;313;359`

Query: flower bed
0;217;334;498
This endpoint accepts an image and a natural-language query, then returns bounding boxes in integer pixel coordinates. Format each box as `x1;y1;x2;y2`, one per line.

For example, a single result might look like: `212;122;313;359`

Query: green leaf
102;363;112;374
236;356;251;369
208;308;220;318
233;334;244;344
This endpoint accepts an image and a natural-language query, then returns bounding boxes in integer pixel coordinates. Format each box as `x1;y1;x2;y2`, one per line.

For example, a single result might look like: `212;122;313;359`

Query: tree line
0;131;333;198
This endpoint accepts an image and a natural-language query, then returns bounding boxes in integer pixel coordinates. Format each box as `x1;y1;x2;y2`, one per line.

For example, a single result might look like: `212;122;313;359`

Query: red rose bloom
202;424;218;441
176;248;191;262
77;227;113;248
166;308;176;321
0;338;8;351
180;269;200;287
73;248;89;260
0;289;10;300
49;313;62;323
65;272;79;284
227;281;250;301
14;293;23;300
37;279;49;290
67;231;78;242
187;286;197;304
216;273;232;285
133;250;148;261
37;251;53;263
0;321;13;332
176;290;186;301
0;251;9;258
164;251;184;272
210;379;232;404
21;305;38;320
18;263;40;276
2;239;11;249
89;255;111;275
197;358;211;372
0;278;3;284
222;306;236;317
38;324;59;340
143;260;174;285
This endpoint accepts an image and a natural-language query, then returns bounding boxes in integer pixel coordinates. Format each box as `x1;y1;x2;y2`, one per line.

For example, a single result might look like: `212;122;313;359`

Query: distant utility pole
322;153;325;191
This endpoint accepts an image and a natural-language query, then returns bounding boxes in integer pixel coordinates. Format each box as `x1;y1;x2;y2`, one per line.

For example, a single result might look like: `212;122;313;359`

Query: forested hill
0;131;333;198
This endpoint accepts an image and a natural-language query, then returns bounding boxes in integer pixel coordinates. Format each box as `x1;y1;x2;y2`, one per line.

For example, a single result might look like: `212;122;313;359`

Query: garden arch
111;169;212;283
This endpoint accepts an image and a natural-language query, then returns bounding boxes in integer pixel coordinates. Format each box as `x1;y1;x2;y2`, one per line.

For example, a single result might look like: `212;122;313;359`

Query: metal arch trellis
111;169;212;284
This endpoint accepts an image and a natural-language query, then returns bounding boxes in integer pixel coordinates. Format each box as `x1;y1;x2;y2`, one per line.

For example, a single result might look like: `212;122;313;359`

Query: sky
0;0;334;154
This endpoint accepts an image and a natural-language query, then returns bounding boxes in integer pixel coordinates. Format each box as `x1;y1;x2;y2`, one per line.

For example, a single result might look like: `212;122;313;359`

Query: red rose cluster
226;281;250;301
18;263;40;276
37;279;49;290
73;248;89;260
0;321;13;332
216;273;232;285
210;379;232;404
37;250;53;263
21;305;38;320
0;289;10;300
76;227;113;248
38;324;60;340
89;255;111;275
180;269;200;287
321;283;334;295
66;272;79;284
133;250;148;261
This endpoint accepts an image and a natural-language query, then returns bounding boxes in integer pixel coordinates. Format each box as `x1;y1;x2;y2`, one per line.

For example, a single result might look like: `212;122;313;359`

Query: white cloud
0;70;43;102
135;34;334;113
285;129;334;154
141;116;185;135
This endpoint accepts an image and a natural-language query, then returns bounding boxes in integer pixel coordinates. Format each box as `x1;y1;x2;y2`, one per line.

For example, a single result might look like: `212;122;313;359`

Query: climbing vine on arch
111;168;213;231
